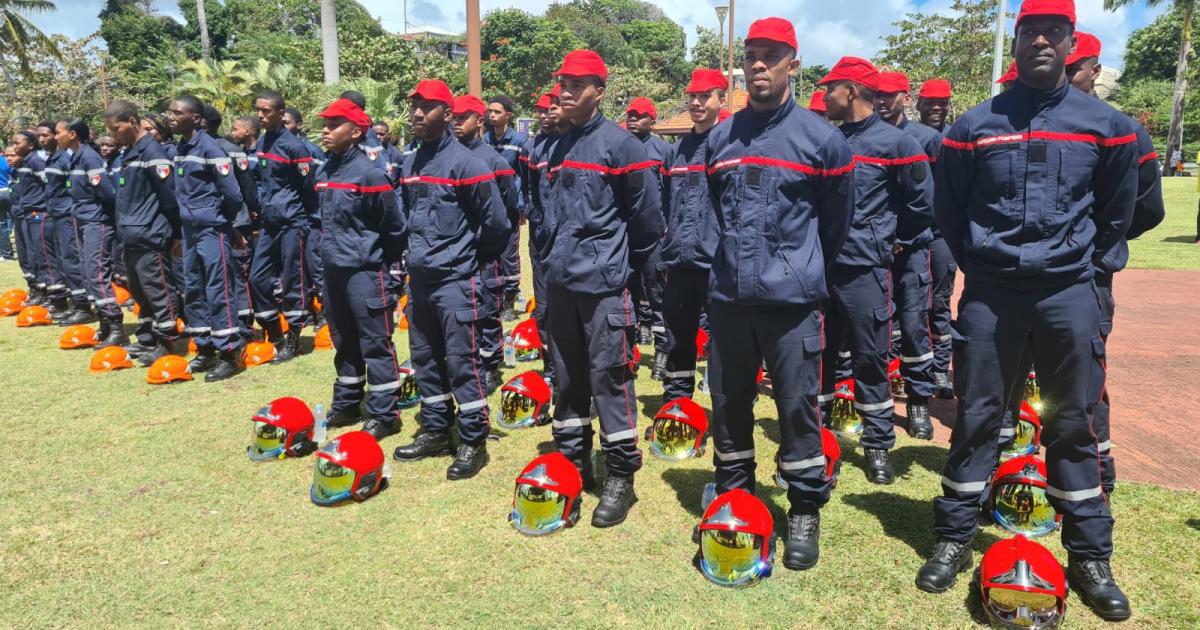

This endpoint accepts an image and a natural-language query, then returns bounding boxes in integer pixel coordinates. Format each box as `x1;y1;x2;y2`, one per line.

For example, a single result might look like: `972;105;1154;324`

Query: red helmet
499;370;552;429
888;356;905;398
396;360;421;409
249;397;317;461
649;398;707;460
977;535;1067;629
776;426;842;490
1001;401;1042;460
695;328;709;361
511;318;542;361
827;379;863;435
310;431;386;505
989;455;1060;538
510;452;582;536
697;489;775;587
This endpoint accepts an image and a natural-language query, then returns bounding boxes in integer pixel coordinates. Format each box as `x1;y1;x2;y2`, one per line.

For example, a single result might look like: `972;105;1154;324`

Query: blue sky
27;0;1168;69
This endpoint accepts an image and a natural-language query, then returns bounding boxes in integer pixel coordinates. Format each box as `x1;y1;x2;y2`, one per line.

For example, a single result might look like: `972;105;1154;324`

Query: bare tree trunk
1164;1;1193;177
196;0;212;62
0;50;21;127
320;0;340;84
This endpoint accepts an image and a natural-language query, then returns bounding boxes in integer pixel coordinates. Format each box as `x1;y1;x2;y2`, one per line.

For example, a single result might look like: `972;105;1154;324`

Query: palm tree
319;0;339;84
1106;0;1196;176
195;0;211;61
0;0;61;103
178;58;255;121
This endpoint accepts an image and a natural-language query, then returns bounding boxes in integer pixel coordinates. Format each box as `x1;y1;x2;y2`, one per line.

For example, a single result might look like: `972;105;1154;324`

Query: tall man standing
484;94;526;321
624;97;670;376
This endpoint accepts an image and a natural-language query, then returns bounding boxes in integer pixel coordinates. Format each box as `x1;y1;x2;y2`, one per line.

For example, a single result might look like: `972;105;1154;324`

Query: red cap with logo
408;79;454;108
318;98;371;132
1066;31;1101;65
878;71;911;94
745;17;797;50
549;84;562;98
918;79;953;99
818;56;881;91
452;94;487;117
555;49;608;81
685;68;729;94
807;90;827;113
1016;0;1076;29
625;97;657;119
535;94;552;110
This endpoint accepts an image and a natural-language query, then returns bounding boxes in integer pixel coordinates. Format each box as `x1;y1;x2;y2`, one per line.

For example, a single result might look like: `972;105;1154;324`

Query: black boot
915;538;973;593
126;339;157;357
933;372;954;399
500;294;520;322
96;315;129;348
573;454;597;492
446;443;489;480
906;399;933;440
651;353;668;381
591;474;637;528
137;342;171;367
783;508;821;570
262;318;284;345
26;287;46;306
271;328;300;363
188;347;219;373
49;298;70;323
1067;557;1132;621
63;304;98;325
326;406;363;428
865;448;895;484
363;416;401;441
393;431;452;461
485;367;502;396
205;350;242;382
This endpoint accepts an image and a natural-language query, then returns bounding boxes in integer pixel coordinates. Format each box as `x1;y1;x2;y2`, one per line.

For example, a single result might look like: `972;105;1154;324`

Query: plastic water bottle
382;460;393;480
313;403;327;446
503;333;517;368
700;482;718;512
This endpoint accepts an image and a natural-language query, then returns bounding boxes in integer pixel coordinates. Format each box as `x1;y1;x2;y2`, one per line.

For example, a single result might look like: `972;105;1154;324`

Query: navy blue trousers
51;215;88;307
182;224;247;352
629;246;666;352
477;260;504;373
530;255;555;384
326;266;402;422
929;237;957;375
892;246;935;400
661;267;708;401
249;223;310;329
80;221;121;319
125;247;182;345
500;225;521;298
12;216;37;289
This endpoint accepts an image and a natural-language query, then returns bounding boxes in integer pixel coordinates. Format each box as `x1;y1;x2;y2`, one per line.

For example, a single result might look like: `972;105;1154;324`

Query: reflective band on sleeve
715;448;755;462
855;400;894;412
422;393;452;404
941;477;988;493
458;399;488;411
370;380;401;392
901;352;934;363
1045;485;1103;502
601;428;638;442
337;375;367;385
1097;440;1111;453
778;455;825;471
552;416;591;429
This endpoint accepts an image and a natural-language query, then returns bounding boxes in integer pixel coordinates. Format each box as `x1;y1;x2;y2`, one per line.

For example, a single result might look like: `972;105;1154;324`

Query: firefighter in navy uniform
312;98;408;441
522;88;563;391
624;97;670;376
103;100;184;366
818;57;934;483
874;70;943;436
168;94;248;381
542;50;663;527
202;105;259;333
40;122;92;324
657;68;726;407
917;2;1138;622
704;18;854;568
391;80;510;479
6;132;46;301
451;94;519;395
483;94;526;320
250;91;315;362
284;106;330;328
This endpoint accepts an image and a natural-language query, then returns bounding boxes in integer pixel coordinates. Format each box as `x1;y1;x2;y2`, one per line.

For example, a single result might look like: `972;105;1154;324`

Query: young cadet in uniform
918;3;1139;621
168;94;247;381
7;131;47;302
313;98;407;441
819;57;934;482
201;105;258;334
392;80;510;478
57;119;125;345
251;91;315;362
705;18;854;567
371;121;405;186
624;96;670;375
483;94;525;320
521;88;561;389
658;69;726;406
103;100;184;366
874;70;943;434
40;122;91;323
283;106;329;328
451;94;519;395
542;50;662;526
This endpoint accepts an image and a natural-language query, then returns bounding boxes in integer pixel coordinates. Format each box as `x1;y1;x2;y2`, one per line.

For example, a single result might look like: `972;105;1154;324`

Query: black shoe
651;353;668;381
783;509;821;570
62;307;98;326
393;431;452;461
1067;557;1132;621
262;318;284;344
933;372;954;399
446;443;489;480
591;475;637;528
204;351;242;382
485;368;502;396
637;324;652;346
188;349;219;373
363;417;401;441
26;288;46;306
136;343;170;367
326;406;363;428
500;294;520;322
271;328;300;363
915;538;973;593
573;454;597;492
865;448;895;484
907;400;933;440
125;341;156;357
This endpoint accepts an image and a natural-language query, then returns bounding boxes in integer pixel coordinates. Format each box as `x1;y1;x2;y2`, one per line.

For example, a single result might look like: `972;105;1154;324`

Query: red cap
1066;31;1101;65
625;97;657;119
317;98;371;132
717;108;731;121
685;68;728;94
451;94;486;117
535;94;552;110
996;60;1018;84
408;79;454;108
818;56;881;91
918;79;953;99
745;17;797;51
807;90;827;113
1016;0;1076;29
878;71;911;94
555;49;608;81
549;84;562;98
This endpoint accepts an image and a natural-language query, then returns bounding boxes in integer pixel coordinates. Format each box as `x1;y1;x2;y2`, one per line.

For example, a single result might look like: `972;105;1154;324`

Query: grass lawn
2;183;1199;628
1126;177;1200;270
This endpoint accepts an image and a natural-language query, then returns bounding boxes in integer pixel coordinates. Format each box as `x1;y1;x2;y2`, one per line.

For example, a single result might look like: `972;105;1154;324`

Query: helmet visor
649;417;699;461
515;346;540;362
828;398;863;435
397;373;421;409
992;481;1058;537
248;420;287;461
986;588;1062;629
699;529;766;587
511;483;569;536
310;457;356;505
499;390;540;429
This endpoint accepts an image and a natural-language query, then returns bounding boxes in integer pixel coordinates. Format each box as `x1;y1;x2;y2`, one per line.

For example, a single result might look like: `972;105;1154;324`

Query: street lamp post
727;0;736;90
466;0;482;97
990;0;1007;96
714;3;728;72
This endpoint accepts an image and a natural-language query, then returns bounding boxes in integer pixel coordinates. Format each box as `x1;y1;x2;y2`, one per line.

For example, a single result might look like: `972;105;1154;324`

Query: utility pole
466;0;482;97
990;0;1007;95
727;0;735;90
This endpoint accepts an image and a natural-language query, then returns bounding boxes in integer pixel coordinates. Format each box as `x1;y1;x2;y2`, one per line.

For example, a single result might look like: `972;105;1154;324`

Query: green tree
1122;5;1197;80
97;1;188;107
0;0;62;105
603;63;673;118
177;58;256;120
689;25;742;73
480;8;582;111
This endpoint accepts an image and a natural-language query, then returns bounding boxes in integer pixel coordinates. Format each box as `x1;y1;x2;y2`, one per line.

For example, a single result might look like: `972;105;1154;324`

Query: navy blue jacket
1126;122;1164;240
463;136;519;229
214;135;259;225
43;150;74;219
115;134;180;250
315;145;406;270
11;152;47;219
400;132;510;283
254;128;315;228
637;133;671;164
899;117;943;245
523;131;558;256
660;127;718;270
65;144;115;224
935;81;1139;288
705;98;855;306
485;126;526;211
837;113;935;267
541;112;663;294
174;132;243;227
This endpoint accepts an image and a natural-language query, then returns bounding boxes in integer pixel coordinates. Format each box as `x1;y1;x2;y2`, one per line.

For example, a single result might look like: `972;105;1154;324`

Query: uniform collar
572;110;607;135
896;115;910;129
417;131;455;154
1010;78;1070;110
129;133;156;157
487;126;513;143
463;136;484;150
178;131;203;150
840;112;881;137
745;95;795;130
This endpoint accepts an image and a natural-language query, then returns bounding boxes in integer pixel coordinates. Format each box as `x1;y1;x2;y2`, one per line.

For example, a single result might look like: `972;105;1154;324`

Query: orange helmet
59;325;99;349
16;305;52;327
279;316;290;334
187;338;198;355
313;325;333;350
90;346;134;373
111;283;132;306
244;341;276;367
1;288;27;303
146;354;193;384
0;293;25;316
312;296;323;314
525;296;536;314
132;302;141;317
175;318;185;334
